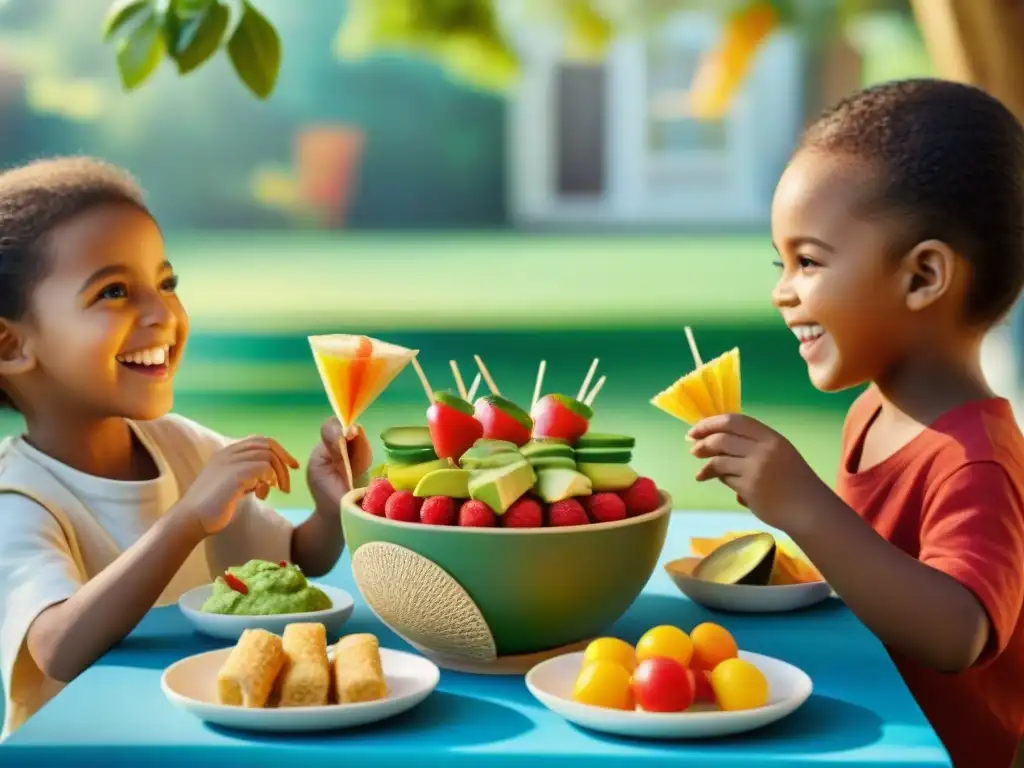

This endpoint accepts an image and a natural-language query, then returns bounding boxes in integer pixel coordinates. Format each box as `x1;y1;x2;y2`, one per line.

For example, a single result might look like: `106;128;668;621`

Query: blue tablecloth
1;510;951;767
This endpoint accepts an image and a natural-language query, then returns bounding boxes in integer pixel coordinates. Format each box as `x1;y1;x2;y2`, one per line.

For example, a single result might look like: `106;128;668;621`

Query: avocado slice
576;432;636;449
467;459;536;515
387;458;454;492
413;468;471;498
520;440;575;459
576;462;638;492
692;533;776;586
381;426;433;450
528;455;578;471
385;446;439;465
460;451;524;470
574;447;632;464
368;462;390;480
535;467;593;503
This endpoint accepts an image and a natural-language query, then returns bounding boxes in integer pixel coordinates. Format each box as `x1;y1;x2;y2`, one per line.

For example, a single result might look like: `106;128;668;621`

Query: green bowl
341;488;672;659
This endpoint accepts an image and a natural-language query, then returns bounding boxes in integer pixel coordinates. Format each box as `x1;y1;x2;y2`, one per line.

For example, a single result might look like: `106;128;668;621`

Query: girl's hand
180;436;299;534
307;418;373;514
688;414;826;534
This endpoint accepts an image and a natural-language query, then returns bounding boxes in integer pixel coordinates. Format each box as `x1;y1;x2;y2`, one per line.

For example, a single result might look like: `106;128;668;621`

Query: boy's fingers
695;455;744;482
688;413;764;441
690;432;755;459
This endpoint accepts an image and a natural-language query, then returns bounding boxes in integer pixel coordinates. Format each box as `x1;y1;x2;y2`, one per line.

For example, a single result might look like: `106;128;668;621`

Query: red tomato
631;657;695;713
687;667;716;704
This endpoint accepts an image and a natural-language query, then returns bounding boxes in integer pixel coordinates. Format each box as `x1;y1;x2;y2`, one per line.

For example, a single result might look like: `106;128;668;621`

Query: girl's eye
97;283;127;301
798;256;819;269
161;274;179;292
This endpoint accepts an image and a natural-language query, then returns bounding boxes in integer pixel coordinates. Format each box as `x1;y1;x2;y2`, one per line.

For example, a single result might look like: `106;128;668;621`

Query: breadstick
274;622;330;707
217;628;286;708
333;633;387;703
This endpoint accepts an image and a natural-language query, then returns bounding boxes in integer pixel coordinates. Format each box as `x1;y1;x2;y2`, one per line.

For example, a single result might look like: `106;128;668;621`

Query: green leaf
226;0;281;99
115;12;166;90
102;0;150;41
173;0;230;73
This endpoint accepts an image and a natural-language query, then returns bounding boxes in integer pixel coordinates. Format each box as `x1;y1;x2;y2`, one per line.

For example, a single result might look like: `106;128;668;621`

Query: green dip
200;559;332;615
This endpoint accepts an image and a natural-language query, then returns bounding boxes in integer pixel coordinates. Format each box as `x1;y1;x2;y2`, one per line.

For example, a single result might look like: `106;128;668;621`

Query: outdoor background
0;0;941;511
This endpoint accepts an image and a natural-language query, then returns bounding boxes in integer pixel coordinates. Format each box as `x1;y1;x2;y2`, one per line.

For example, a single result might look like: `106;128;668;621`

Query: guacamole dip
200;559;332;615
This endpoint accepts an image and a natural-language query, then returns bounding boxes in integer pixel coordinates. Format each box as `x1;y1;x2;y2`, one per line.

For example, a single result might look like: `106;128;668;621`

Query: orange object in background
295;125;365;227
690;533;824;584
688;1;779;119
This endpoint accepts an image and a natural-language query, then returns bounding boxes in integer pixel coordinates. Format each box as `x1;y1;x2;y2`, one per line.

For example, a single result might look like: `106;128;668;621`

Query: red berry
583;492;627;523
687;668;716;704
458;500;497;527
420;496;457;525
548;498;589;527
278;561;288;567
362;477;395;516
632;657;694;712
619;477;660;516
502;497;544;528
223;573;248;594
385;491;422;523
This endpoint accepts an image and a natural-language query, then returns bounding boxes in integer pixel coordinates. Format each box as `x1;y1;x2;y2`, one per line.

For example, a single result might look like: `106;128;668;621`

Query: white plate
161;644;440;732
664;557;834;613
526;650;811;739
178;583;354;640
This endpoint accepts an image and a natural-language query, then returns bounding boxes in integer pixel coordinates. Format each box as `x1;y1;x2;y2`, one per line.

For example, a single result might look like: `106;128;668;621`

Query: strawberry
502;497;544;528
420;496;456;526
619;477;660;516
458;500;497;527
474;394;532;446
531;394;592;443
362;477;395;516
428;391;484;460
385;491;422;523
583;492;627;523
549;498;590;527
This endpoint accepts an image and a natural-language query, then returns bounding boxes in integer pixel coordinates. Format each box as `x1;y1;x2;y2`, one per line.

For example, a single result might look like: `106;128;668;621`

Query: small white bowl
178;583;354;640
526;649;812;739
664;557;834;613
161;644;439;732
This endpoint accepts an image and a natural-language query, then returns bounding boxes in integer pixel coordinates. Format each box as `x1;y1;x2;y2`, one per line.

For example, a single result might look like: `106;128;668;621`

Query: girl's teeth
793;325;825;342
117;346;169;366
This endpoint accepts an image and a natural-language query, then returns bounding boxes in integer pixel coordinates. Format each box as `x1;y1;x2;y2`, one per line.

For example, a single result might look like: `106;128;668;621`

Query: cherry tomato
631;657;695;713
687;667;716;704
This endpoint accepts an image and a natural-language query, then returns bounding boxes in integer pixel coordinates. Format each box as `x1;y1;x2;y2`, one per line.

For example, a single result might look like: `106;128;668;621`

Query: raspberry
420;496;456;525
385;491;422;523
583;492;627;523
619;477;660;517
362;477;395;516
458;500;497;527
549;498;589;527
502;497;543;528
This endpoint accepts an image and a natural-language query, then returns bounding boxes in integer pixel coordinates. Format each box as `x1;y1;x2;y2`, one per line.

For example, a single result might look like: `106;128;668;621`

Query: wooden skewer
473;354;500;395
532;360;547;410
584;375;606;406
337;435;354;490
684;326;704;368
449;360;468;400
466;373;481;402
410;356;434;403
576;357;599;400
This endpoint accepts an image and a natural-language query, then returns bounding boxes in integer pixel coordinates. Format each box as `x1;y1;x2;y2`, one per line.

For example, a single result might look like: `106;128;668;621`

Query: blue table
1;510;951;767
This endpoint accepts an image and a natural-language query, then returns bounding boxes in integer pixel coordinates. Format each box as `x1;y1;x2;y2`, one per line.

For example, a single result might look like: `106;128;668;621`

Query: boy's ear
0;322;35;376
901;239;958;312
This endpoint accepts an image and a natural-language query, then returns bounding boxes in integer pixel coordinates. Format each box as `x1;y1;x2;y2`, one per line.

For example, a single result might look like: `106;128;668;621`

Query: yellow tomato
636;625;693;666
690;622;739;671
582;637;636;673
573;659;634;710
710;658;769;711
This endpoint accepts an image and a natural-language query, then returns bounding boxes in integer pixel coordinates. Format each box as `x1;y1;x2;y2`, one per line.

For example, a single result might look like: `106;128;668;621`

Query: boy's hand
307;418;373;515
688;414;825;534
180;436;299;535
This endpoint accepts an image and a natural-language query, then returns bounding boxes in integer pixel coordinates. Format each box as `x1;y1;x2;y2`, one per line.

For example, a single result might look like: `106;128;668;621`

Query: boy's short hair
0;156;149;322
800;78;1024;327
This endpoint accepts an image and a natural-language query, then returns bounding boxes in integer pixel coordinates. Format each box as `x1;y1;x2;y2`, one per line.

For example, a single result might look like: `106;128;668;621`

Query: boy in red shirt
688;79;1024;768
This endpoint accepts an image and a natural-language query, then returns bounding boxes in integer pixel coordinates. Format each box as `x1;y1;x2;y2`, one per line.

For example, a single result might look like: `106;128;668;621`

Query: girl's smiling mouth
116;344;173;377
791;323;828;361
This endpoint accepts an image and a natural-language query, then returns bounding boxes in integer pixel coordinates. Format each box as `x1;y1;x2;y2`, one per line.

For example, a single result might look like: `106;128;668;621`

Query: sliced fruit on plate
577;462;638;492
474;394;533;446
381;425;434;450
427;390;484;460
387;458;455;492
467;458;536;515
413;468;472;498
576;432;635;449
535;467;593;503
574;447;632;464
692;532;776;586
532;394;592;444
691;533;823;584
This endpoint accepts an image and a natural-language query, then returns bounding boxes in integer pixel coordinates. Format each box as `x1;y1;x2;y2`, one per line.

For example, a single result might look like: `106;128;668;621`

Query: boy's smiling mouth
790;323;828;361
116;344;173;377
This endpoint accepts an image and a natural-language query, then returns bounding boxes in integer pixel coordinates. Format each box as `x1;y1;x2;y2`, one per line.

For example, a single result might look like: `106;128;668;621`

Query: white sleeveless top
0;414;295;738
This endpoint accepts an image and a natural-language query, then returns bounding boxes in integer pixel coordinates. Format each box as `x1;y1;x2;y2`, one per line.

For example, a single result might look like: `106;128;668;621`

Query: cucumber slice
385;446;439;465
576;432;635;449
381;426;433;450
574;447;632;464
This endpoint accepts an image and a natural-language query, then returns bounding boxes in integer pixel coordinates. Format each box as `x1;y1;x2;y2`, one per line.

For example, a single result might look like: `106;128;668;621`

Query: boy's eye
97;282;128;301
798;256;819;269
771;260;784;270
161;274;179;292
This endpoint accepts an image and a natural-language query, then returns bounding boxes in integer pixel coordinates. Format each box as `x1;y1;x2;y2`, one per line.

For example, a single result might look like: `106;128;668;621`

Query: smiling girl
0;157;372;737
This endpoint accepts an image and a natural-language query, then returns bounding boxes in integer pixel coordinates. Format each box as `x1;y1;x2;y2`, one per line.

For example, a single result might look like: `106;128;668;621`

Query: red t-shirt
837;387;1024;768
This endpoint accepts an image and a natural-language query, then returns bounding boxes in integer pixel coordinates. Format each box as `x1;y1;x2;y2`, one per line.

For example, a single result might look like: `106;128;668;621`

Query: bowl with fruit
341;358;672;673
525;622;812;739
